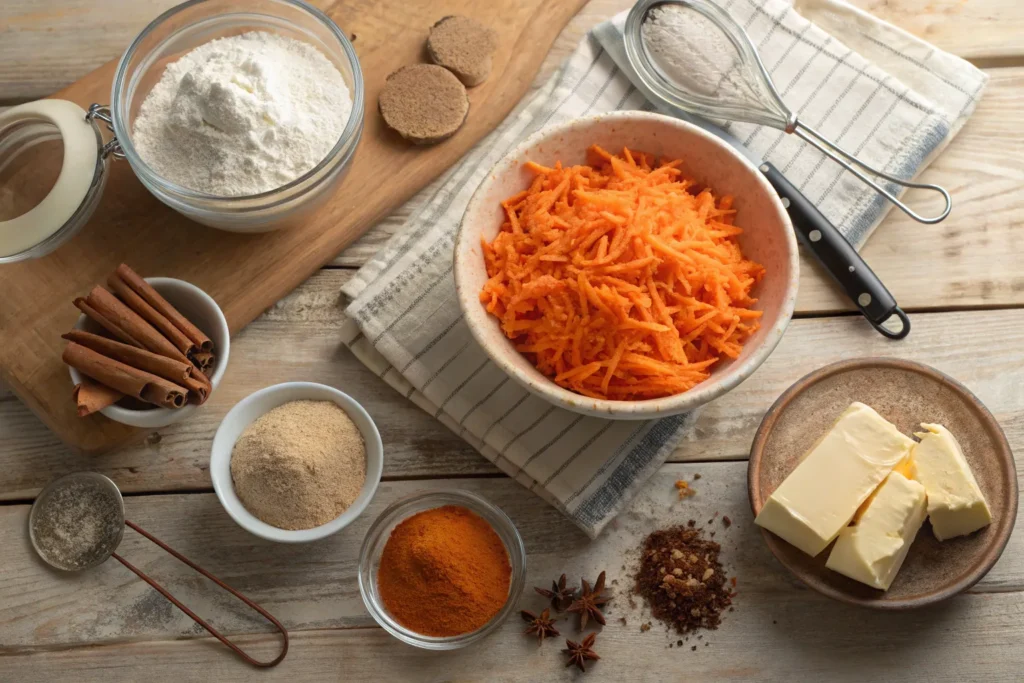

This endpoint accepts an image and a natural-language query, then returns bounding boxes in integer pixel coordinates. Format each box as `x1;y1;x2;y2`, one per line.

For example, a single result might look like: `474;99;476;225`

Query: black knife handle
759;161;909;340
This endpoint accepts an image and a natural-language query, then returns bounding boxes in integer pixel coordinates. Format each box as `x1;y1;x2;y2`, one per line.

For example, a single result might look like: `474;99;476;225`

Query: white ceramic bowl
454;111;799;419
210;382;384;543
68;276;229;428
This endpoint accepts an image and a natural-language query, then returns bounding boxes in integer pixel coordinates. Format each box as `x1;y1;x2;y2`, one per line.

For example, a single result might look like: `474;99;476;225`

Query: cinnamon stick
73;297;141;348
62;330;192;383
63;342;187;409
85;286;187;362
115;264;214;353
192;351;215;375
182;373;211;405
73;378;123;417
107;274;196;358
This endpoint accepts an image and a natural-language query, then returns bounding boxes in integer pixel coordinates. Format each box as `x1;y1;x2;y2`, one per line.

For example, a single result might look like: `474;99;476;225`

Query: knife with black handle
665;112;910;339
758;161;910;339
603;31;912;339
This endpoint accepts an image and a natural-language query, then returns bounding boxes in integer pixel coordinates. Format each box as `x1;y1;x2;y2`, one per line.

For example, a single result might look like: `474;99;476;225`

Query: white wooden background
2;1;1024;680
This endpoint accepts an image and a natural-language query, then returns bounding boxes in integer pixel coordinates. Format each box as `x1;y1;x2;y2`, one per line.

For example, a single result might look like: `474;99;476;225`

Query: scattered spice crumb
773;620;778;625
691;645;697;652
693;473;701;480
640;622;651;632
687;519;696;527
677;639;683;646
619;617;628;626
709;531;716;537
675;480;696;499
730;577;737;587
705;642;710;647
351;33;357;41
146;432;162;445
729;607;734;612
722;515;732;528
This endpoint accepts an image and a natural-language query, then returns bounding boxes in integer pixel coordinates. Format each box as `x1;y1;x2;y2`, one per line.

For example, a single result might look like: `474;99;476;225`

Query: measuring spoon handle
759;161;910;340
114;519;289;667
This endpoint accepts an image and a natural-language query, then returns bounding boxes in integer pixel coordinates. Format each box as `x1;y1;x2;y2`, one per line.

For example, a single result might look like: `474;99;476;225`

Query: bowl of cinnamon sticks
63;264;229;428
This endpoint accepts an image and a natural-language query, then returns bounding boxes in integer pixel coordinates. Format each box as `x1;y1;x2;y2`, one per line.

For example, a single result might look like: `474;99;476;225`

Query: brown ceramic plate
748;358;1017;609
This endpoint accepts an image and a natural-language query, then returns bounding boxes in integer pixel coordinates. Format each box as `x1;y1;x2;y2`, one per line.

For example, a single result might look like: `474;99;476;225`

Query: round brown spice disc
379;64;469;145
426;15;497;87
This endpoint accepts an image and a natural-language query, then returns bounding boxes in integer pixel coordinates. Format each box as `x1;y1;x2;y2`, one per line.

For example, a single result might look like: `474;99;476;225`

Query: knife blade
671;110;909;339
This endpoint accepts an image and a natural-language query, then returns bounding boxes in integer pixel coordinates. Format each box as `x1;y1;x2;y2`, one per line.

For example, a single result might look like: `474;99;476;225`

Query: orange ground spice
377;505;511;637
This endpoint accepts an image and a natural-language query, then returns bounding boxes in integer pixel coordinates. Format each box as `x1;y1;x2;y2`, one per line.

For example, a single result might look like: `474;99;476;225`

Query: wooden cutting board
0;0;587;454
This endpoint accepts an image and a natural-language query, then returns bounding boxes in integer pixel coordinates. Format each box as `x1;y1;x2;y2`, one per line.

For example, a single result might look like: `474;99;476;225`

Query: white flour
133;31;352;197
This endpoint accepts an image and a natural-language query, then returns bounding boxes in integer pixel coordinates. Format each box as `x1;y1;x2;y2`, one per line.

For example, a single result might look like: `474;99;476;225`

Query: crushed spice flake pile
634;526;734;634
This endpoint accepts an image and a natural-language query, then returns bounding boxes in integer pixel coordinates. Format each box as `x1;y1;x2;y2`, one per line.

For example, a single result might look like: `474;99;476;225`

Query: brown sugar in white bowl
379;64;469;145
427;15;498;87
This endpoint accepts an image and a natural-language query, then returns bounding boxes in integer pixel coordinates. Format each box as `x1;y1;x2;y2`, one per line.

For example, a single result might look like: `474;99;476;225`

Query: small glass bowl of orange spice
358;490;526;649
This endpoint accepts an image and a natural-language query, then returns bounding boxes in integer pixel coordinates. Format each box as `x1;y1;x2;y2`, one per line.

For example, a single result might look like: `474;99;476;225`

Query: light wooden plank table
2;0;1023;680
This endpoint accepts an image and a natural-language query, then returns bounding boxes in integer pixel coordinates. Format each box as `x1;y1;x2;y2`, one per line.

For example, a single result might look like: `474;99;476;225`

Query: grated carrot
480;145;766;401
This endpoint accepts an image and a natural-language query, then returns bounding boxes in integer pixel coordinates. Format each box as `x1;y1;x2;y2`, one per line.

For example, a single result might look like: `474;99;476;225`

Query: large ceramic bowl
454;111;799;419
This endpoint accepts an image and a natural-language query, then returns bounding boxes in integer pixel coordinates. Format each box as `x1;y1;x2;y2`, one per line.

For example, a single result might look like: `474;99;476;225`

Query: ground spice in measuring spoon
377;505;511;637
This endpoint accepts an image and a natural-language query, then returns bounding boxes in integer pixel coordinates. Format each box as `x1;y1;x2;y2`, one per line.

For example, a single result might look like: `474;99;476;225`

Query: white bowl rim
67;276;230;426
453;110;799;419
210;381;385;543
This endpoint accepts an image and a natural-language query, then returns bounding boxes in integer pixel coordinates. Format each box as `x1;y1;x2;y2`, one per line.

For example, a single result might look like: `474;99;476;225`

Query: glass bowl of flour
110;0;363;232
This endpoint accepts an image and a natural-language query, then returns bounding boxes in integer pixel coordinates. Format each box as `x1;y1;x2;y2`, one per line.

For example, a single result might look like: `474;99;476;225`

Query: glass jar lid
0;100;112;264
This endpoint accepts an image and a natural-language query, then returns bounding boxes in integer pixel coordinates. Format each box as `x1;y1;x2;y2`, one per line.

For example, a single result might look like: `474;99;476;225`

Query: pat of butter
825;472;927;590
912;423;992;541
755;402;915;557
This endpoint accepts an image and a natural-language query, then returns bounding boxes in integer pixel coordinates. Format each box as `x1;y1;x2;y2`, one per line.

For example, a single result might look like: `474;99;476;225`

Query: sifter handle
792;121;952;225
113;519;289;668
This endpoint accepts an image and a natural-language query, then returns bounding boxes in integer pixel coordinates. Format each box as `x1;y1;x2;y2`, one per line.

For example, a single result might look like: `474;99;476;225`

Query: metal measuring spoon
29;472;289;668
625;0;951;225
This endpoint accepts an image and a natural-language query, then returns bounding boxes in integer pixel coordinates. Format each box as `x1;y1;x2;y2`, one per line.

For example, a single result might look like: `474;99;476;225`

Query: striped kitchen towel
340;0;985;536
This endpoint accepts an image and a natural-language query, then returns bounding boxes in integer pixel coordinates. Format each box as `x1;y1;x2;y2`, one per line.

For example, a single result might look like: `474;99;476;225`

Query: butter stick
913;424;992;541
755;402;915;557
826;471;927;590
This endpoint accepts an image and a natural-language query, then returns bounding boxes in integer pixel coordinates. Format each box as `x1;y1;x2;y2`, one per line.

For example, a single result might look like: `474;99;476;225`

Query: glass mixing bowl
111;0;363;232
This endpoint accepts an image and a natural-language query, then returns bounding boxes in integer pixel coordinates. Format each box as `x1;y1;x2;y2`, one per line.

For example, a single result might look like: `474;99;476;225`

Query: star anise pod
521;608;559;645
567;571;611;630
534;573;578;611
563;632;600;672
